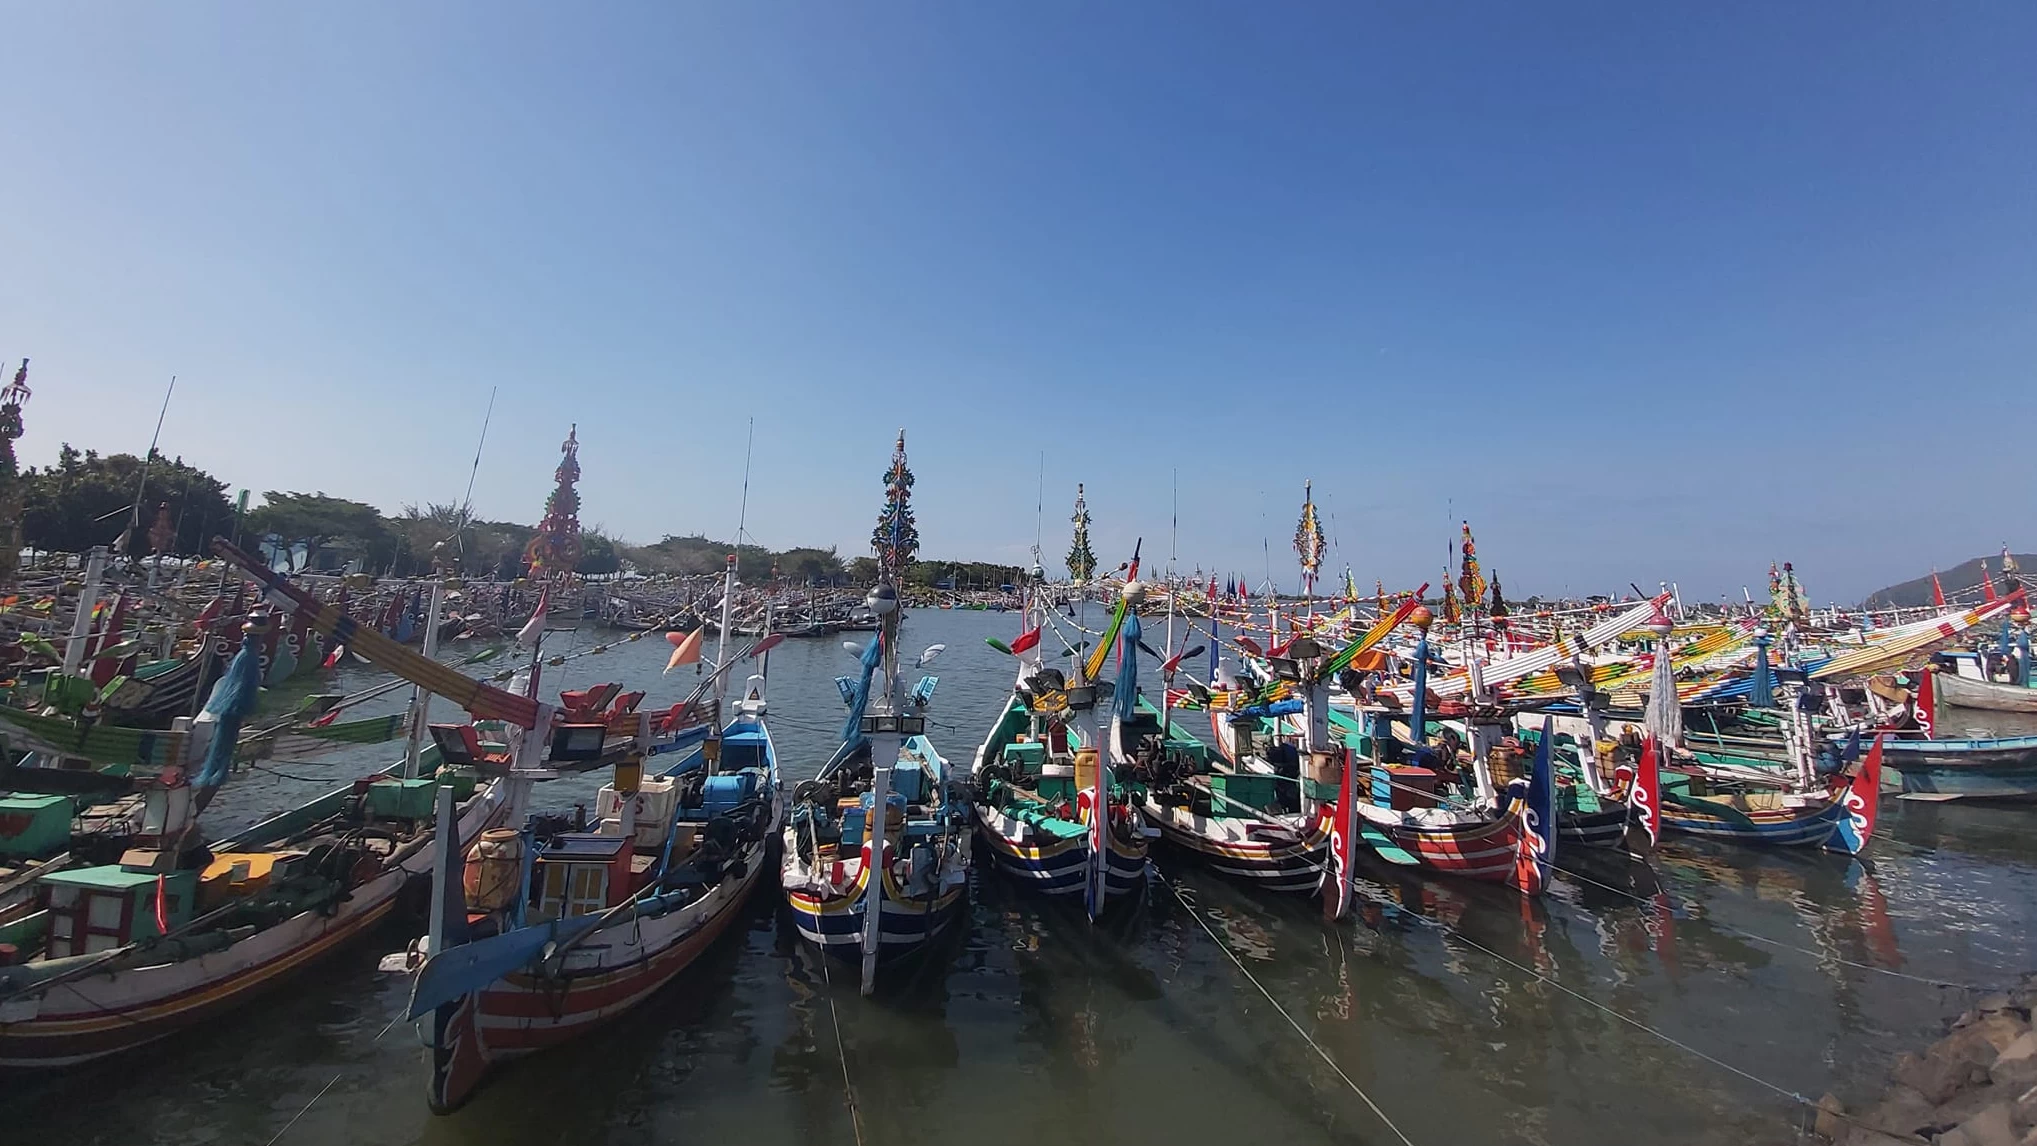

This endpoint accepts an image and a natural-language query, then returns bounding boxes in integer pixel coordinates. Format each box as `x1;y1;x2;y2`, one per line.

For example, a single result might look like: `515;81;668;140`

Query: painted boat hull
1137;801;1328;893
1558;806;1631;849
1386;806;1543;894
1933;672;2037;714
1659;796;1842;847
0;781;508;1067
426;804;775;1113
971;804;1149;902
1880;736;2037;800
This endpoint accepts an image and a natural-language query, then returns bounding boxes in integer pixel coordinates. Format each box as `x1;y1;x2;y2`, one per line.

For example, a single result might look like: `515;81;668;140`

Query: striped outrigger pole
211;538;542;729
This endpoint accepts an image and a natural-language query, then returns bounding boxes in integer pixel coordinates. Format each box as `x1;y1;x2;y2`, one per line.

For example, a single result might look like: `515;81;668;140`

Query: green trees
245;491;393;572
20;446;235;556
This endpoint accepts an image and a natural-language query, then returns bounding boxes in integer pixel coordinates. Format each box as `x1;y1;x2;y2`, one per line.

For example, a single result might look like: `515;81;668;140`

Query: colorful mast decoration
0;360;30;581
1293;480;1325;601
1440;577;1460;625
872;429;919;582
1458;521;1485;621
523;425;583;582
1066;483;1095;585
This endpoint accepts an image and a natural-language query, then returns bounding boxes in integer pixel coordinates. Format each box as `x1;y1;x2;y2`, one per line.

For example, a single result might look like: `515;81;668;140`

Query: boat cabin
41;866;196;956
534;833;634;920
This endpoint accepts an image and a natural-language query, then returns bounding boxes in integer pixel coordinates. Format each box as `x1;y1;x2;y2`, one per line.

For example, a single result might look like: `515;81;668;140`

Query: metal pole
61;546;108;676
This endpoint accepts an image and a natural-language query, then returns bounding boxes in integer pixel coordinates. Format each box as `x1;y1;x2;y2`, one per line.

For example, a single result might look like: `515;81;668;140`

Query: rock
1939;1101;2019;1146
1899;1049;1990;1104
1815;1093;1847;1140
1836;1131;1910;1146
1980;994;2016;1014
2016;1083;2037;1132
1996;1032;2037;1093
1934;1086;2008;1130
1867;1083;1937;1137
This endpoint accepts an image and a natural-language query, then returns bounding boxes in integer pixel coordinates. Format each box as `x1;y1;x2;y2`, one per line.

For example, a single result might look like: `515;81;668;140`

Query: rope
1161;875;1416;1146
1342;875;1934;1145
1549;860;2000;993
262;1073;342;1146
814;937;868;1146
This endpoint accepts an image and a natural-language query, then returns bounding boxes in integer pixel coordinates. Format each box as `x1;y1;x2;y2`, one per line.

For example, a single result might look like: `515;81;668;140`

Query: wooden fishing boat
412;698;779;1112
972;569;1154;918
1928;656;2037;713
386;430;788;1113
781;441;970;990
1135;695;1330;894
0;608;509;1067
783;734;969;961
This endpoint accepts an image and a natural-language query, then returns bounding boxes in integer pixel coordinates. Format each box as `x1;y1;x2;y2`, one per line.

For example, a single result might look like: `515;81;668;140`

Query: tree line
8;442;1022;588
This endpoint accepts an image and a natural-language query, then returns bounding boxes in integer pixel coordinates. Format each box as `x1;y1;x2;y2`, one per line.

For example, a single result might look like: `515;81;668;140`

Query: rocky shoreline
1818;975;2037;1146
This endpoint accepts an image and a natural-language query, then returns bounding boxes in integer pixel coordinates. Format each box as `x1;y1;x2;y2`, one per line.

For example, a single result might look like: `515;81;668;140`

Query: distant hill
1863;555;2034;609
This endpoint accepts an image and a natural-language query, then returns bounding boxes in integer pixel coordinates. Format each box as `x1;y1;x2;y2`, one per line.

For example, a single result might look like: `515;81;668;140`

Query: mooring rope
804;810;869;1146
1161;874;1417;1146
1346;877;1933;1146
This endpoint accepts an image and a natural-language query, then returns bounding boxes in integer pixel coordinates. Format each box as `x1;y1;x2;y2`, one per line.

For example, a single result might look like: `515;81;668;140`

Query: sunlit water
8;610;2033;1145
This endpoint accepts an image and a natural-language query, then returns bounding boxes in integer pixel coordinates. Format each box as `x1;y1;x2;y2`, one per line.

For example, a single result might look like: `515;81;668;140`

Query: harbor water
8;608;2034;1145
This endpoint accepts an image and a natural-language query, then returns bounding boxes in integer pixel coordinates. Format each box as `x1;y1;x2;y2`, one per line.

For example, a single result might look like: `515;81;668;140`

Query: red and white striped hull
1382;805;1545;895
425;835;767;1112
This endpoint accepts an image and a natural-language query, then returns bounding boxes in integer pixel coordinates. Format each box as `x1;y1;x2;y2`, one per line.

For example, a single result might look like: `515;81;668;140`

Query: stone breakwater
1817;975;2037;1146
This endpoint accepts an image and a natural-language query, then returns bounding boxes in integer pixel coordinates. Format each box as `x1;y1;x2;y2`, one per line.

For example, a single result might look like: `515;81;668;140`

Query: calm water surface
10;609;2034;1145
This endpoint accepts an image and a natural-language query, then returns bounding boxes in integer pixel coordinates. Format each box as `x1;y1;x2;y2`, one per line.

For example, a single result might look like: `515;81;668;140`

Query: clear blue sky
4;3;2032;603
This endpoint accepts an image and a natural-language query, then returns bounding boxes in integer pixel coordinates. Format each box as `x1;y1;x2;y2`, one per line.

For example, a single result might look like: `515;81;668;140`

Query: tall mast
860;430;918;993
521;425;584;699
1067;484;1094;657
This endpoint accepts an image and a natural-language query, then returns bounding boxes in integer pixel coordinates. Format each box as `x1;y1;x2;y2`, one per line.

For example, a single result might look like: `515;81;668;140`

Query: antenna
1033;452;1044;569
122;375;178;551
735;417;755;551
452;387;497;555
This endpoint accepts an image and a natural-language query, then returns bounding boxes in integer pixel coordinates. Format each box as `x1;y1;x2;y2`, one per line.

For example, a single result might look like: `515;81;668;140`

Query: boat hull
1659;796;1842;847
1386;807;1544;894
1932;672;2037;714
1881;736;2037;800
971;805;1149;902
1558;806;1632;849
427;832;768;1113
0;782;507;1068
1137;801;1327;893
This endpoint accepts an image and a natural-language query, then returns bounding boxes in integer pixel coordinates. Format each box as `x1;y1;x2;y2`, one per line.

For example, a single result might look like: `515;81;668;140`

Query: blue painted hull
1659;798;1843;847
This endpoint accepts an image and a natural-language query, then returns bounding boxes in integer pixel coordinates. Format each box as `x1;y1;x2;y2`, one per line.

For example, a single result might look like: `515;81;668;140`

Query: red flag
1981;561;1997;602
1008;627;1041;656
1914;669;1936;738
1630;736;1661;851
153;874;170;933
1931;571;1946;608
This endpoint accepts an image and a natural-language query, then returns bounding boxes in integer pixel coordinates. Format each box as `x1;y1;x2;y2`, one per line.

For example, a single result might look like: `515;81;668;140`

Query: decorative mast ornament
871;429;919;582
1293;479;1325;602
523;424;583;582
1066;483;1095;585
0;359;30;581
1458;521;1485;618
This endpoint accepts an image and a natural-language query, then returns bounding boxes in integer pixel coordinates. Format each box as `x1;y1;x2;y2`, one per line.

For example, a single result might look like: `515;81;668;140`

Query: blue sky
3;3;2032;603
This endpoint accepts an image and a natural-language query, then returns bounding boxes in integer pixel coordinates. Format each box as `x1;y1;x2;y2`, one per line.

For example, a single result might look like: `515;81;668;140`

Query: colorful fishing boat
781;433;970;991
971;556;1153;918
0;604;508;1067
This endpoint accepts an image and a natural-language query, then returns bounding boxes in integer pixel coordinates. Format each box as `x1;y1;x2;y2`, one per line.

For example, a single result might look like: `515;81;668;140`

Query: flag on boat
663;627;704;674
1931;570;1947;607
517;589;550;647
1981;561;1998;602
